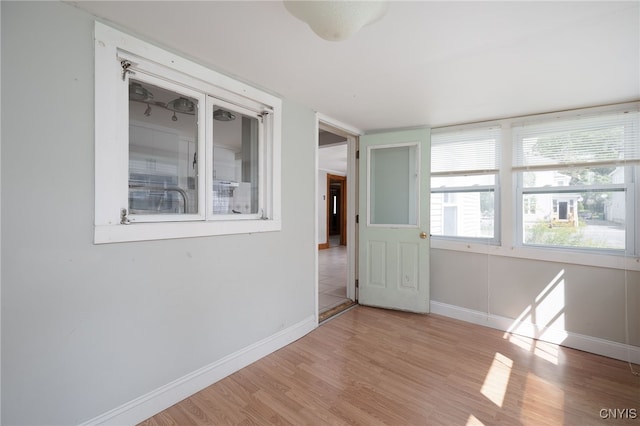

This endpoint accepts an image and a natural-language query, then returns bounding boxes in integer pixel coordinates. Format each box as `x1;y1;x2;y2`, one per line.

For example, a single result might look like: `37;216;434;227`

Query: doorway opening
327;174;346;248
317;121;358;322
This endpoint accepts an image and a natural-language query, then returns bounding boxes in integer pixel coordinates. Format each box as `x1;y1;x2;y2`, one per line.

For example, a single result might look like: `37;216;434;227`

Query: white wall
3;3;638;425
1;2;317;425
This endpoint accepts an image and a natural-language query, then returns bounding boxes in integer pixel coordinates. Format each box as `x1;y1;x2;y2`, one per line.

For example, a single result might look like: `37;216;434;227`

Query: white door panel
358;128;430;313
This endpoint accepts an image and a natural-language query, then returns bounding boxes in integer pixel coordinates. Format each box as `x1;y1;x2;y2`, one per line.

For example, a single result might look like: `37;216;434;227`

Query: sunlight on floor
534;340;561;365
506;333;535;352
480;352;513;408
466;414;485;425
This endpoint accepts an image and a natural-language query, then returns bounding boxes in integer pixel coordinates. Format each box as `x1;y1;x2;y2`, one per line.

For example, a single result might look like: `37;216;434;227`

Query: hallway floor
318;241;349;313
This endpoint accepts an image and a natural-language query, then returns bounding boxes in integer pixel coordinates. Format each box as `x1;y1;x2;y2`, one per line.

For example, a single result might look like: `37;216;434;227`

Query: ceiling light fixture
213;109;236;122
129;82;154;102
128;82;197;123
283;0;388;42
167;97;195;114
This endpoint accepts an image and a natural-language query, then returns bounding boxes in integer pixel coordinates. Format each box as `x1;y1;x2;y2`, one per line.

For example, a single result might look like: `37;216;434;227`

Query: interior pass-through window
94;22;282;243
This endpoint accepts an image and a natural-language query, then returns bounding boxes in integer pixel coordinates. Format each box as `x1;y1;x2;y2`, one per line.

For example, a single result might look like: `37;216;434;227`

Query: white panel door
358;128;430;313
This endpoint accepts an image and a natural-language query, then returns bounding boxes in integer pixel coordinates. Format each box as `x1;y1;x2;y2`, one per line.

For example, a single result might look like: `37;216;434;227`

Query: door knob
420;232;428;239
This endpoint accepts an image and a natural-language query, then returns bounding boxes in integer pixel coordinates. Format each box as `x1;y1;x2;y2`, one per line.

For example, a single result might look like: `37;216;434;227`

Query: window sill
430;238;640;272
94;219;282;244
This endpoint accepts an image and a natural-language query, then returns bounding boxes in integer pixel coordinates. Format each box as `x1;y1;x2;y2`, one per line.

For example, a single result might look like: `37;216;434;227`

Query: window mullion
629;166;638;256
205;95;215;220
431;169;499;177
522;184;627;194
431;185;496;193
258;113;268;219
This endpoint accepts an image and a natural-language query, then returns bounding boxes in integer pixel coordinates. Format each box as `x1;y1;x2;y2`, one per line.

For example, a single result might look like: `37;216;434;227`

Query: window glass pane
522;190;625;250
522;167;622;188
431;191;494;238
128;79;198;214
369;145;418;225
212;106;259;215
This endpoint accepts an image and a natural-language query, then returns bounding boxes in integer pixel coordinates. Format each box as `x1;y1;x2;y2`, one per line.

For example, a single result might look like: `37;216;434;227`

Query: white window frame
430;102;640;272
430;125;501;245
512;108;638;256
94;23;281;244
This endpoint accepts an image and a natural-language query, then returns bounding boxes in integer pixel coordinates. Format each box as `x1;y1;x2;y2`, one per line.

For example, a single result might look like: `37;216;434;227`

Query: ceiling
71;1;639;132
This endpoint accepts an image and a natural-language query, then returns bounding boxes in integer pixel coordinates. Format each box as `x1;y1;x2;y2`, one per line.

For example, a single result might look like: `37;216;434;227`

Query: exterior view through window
515;115;635;251
430;104;639;256
430;127;500;243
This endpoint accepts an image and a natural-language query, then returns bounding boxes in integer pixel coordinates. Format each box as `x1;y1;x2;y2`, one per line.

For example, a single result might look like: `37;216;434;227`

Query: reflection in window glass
211;107;259;215
128;79;198;215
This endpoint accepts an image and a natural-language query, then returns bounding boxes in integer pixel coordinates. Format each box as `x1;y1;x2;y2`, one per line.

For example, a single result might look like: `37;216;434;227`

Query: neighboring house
523;171;580;227
431;192;483;237
431;170;581;238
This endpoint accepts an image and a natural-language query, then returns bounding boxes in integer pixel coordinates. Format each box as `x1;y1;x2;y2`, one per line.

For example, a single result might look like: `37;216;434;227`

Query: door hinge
356;150;360;159
355;279;359;288
356;214;359;224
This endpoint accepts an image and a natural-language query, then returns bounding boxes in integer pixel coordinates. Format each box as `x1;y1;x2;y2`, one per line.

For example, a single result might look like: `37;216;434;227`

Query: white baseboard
430;301;640;365
79;315;317;426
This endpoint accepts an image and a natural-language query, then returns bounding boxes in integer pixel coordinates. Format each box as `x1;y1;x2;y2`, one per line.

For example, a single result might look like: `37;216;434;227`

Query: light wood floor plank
139;306;640;425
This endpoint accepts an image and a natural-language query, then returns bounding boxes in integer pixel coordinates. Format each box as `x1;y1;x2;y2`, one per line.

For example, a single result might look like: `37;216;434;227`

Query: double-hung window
94;23;281;243
430;126;501;243
513;107;639;254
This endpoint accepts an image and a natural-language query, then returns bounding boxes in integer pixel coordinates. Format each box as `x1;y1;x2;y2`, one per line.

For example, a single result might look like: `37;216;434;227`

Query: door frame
315;114;361;323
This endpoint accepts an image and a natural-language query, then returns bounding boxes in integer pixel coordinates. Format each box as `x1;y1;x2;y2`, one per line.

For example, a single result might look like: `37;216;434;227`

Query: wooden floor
139;306;640;425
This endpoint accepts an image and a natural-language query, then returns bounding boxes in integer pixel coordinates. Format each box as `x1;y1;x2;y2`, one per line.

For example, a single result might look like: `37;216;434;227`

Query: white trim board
430;301;640;365
79;315;317;426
